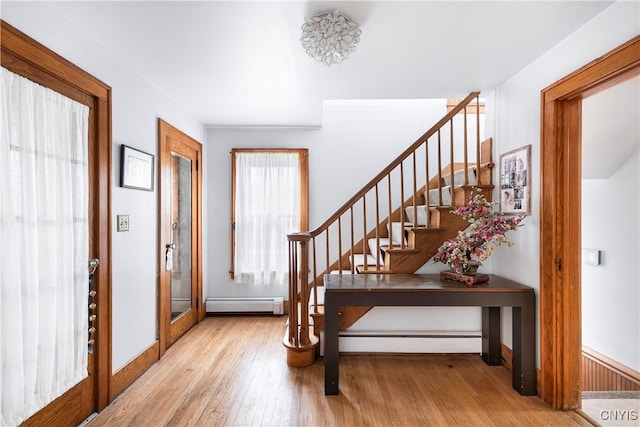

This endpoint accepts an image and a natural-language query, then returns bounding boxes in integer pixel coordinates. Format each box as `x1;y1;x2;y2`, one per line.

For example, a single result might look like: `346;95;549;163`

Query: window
231;149;308;285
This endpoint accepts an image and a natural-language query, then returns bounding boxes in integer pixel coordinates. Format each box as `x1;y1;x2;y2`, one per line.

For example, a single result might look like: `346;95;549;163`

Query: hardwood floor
89;316;590;426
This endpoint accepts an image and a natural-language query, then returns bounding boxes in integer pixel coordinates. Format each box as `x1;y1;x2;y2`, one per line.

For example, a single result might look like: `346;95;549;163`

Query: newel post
283;232;318;367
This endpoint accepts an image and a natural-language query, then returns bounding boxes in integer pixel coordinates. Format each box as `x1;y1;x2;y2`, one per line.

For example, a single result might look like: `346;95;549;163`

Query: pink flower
433;188;525;273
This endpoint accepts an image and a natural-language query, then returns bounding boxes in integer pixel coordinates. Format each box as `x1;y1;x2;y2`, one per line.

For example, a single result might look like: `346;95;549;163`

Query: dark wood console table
323;274;536;396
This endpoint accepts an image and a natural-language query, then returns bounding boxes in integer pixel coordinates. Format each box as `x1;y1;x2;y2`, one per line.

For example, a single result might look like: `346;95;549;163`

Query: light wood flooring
89;316;590;426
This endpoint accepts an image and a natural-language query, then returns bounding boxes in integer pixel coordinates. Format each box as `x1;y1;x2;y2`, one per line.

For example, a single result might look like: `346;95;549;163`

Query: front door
158;119;203;354
2;20;111;426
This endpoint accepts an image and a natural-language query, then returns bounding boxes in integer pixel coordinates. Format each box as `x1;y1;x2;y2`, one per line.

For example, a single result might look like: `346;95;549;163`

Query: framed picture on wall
120;144;154;191
499;144;531;215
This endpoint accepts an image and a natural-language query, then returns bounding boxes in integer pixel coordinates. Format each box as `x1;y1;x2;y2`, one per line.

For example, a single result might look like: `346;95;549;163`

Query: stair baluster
425;139;430;226
349;207;355;274
449;120;455;193
399;161;406;249
387;173;393;254
476;101;481;185
374;184;381;268
411;151;418;234
437;129;443;205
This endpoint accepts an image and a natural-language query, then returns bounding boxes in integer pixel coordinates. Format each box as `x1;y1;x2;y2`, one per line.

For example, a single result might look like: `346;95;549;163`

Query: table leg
482;307;501;366
324;294;339;395
512;296;537;395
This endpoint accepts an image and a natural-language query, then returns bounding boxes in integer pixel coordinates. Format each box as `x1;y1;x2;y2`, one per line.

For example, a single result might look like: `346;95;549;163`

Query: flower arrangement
433;188;524;274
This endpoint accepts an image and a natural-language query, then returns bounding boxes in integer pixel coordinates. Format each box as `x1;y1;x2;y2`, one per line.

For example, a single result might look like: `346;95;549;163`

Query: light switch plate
117;214;130;232
582;248;600;266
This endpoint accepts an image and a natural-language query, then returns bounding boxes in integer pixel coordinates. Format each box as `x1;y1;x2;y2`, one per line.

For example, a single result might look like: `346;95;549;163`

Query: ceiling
48;1;614;126
583;76;640;179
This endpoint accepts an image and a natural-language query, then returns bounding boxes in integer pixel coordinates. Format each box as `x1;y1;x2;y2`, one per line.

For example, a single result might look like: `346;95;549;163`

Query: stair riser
479;167;492;186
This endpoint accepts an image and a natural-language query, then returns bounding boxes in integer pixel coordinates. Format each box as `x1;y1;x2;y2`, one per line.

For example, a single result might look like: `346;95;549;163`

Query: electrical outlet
117;214;130;232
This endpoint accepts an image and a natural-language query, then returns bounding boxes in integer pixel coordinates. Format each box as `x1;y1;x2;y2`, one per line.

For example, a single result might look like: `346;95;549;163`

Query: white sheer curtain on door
0;68;89;426
234;152;300;285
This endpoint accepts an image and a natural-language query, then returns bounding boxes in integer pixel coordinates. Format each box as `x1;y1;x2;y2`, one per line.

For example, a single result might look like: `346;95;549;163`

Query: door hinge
196;297;199;308
196;159;199;171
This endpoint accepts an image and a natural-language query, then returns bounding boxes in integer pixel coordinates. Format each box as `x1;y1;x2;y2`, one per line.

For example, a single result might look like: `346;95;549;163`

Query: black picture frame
120;144;154;191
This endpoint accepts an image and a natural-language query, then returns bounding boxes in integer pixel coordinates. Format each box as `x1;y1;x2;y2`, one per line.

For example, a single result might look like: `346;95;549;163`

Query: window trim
230;148;309;280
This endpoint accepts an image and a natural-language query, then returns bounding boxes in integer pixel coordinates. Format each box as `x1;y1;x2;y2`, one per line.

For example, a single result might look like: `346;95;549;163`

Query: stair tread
381;246;419;254
409;226;444;232
356;268;393;274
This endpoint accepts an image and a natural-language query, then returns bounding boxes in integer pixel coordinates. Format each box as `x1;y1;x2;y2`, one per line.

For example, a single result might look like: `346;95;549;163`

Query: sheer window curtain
234;152;300;285
1;68;89;426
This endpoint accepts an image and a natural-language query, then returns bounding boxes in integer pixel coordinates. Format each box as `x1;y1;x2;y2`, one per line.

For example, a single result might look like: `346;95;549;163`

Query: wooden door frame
158;119;204;357
1;19;112;421
540;35;640;409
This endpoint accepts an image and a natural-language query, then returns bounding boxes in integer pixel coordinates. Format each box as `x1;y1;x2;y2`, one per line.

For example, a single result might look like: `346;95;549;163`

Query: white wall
1;3;205;372
207;99;452;299
582;149;639;371
487;1;640;365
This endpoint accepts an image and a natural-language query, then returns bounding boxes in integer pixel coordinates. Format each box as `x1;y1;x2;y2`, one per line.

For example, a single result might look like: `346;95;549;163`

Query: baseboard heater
205;297;284;315
319;330;482;355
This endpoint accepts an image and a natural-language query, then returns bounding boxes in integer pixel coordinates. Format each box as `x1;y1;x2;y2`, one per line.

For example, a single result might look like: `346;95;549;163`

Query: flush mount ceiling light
300;9;362;67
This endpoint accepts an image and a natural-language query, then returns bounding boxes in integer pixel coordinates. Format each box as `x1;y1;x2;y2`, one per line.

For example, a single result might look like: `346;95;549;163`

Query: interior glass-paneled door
170;153;194;322
158;119;203;355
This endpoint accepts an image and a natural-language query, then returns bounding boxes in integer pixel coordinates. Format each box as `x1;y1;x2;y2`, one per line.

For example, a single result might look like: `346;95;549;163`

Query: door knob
88;258;99;274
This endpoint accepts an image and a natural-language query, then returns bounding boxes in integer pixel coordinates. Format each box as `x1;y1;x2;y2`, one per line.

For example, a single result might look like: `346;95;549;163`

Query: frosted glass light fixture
300;10;362;66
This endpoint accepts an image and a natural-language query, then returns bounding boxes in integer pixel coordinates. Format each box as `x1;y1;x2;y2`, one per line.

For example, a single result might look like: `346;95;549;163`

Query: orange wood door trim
540;35;640;410
158;119;204;357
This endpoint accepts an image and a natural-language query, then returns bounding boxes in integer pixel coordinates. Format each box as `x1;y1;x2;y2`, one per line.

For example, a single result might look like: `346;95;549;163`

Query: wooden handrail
302;92;480;238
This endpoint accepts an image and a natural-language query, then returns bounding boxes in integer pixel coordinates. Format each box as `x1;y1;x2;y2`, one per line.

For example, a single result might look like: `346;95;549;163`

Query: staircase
283;93;494;366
